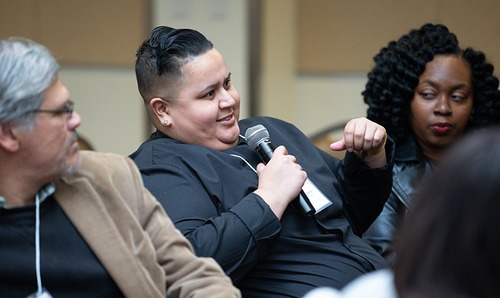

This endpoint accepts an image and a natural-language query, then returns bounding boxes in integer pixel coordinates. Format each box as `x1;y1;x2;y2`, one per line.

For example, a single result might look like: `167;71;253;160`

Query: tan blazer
55;150;240;298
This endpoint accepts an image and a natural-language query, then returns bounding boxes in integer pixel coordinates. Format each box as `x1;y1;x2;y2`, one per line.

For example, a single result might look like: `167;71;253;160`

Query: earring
162;119;169;125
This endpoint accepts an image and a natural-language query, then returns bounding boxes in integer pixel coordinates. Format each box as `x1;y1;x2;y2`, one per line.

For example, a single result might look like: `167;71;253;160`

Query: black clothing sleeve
340;137;395;235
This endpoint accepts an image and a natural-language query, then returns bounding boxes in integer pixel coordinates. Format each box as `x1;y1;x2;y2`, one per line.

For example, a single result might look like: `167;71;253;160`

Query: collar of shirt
0;183;56;209
395;135;424;163
238;134;247;145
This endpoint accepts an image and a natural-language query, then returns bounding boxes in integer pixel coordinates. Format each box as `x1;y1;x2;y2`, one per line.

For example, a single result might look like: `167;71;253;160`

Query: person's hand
254;146;307;219
330;117;387;167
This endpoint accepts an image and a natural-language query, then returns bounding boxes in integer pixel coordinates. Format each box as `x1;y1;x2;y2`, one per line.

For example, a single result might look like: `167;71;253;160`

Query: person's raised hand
330;117;387;167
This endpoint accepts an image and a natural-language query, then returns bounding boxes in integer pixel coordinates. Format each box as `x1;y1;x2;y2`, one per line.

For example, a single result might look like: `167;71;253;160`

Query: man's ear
0;123;20;152
150;97;172;126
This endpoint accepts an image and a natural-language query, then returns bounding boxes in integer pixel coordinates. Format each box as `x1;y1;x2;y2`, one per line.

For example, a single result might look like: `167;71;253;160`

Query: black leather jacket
363;136;434;261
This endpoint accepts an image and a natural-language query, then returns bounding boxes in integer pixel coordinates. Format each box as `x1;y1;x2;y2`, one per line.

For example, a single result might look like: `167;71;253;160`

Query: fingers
342;117;386;152
330;139;346;151
258;145;302;174
255;145;307;217
256;162;266;174
274;145;296;162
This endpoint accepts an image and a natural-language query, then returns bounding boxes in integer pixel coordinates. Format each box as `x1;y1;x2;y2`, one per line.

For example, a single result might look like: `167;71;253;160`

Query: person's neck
421;146;446;162
0;176;43;207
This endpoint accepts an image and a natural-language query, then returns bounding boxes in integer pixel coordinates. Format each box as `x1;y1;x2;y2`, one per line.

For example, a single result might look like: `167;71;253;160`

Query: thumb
255;163;266;175
330;139;346;151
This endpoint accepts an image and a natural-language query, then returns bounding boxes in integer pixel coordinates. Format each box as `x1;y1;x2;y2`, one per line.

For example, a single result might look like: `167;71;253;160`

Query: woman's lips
431;123;452;134
217;114;233;122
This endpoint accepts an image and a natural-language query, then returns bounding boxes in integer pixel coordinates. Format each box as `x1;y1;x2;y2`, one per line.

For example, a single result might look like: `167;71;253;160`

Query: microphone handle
298;190;315;217
256;141;316;217
256;141;274;163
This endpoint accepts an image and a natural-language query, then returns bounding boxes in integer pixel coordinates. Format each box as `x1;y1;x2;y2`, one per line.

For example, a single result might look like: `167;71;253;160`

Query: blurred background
1;0;499;155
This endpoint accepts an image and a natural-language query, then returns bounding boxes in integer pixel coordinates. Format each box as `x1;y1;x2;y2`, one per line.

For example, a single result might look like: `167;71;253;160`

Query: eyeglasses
27;100;74;119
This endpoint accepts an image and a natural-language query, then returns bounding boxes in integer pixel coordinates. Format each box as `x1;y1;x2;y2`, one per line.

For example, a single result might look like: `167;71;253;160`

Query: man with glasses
0;37;240;298
27;100;75;118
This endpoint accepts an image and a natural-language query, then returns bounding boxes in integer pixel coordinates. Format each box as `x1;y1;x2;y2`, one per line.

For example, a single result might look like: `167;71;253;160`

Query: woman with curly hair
362;23;500;261
306;126;500;298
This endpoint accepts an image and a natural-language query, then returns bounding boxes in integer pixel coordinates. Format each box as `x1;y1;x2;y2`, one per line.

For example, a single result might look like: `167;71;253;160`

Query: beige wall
0;0;248;155
72;0;248;155
59;67;144;154
260;0;500;136
259;0;367;135
2;0;499;151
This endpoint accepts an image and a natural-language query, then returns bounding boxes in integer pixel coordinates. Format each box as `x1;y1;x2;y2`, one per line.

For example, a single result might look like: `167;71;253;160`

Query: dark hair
393;125;500;298
135;26;214;102
362;23;500;144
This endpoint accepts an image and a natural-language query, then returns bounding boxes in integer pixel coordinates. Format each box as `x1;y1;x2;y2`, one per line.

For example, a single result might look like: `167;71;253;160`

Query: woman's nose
434;95;452;115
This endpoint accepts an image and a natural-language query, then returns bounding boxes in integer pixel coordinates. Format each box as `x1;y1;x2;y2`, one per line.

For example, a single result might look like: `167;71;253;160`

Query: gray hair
0;37;60;129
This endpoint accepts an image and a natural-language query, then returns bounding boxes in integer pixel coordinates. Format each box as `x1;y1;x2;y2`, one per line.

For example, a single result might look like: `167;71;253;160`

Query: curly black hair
362;23;500;144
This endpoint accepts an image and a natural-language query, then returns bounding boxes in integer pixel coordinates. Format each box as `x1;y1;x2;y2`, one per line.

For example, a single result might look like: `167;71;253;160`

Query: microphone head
245;124;270;150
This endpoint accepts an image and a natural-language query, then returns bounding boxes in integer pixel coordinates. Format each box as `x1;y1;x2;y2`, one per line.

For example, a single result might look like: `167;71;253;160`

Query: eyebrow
199;72;232;93
37;100;71;110
420;80;471;90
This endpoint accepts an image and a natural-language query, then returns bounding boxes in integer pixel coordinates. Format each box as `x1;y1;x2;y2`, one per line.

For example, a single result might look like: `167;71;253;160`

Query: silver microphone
245;124;332;216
